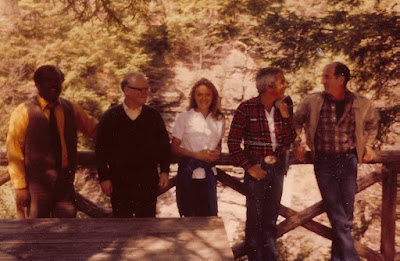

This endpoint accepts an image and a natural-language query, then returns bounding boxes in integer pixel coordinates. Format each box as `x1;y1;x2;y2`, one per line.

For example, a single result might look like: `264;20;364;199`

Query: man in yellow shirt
6;65;98;218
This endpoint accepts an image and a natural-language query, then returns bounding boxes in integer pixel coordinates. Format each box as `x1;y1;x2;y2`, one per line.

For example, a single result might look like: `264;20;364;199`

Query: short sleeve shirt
172;109;225;178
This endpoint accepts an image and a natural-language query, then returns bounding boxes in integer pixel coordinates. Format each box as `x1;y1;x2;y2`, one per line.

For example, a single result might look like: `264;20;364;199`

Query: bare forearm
172;145;197;159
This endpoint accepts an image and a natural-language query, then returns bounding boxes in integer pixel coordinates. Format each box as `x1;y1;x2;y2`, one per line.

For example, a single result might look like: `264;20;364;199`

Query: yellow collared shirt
6;96;98;189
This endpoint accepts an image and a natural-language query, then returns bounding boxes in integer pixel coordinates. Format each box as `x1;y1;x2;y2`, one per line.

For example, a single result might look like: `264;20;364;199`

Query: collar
37;95;61;110
323;89;355;102
257;94;280;112
265;106;275;116
189;108;211;118
255;95;263;105
122;101;142;113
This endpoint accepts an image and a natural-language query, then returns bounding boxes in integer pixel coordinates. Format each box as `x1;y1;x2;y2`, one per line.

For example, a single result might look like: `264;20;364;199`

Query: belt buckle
264;155;278;165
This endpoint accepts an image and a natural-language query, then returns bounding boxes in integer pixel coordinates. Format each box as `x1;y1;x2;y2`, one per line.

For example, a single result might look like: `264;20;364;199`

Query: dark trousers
111;184;157;218
314;151;360;261
185;179;212;217
245;160;285;261
28;168;76;218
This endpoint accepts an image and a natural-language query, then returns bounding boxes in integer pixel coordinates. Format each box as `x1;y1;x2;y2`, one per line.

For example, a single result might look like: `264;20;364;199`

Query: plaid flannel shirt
315;91;356;154
228;96;296;171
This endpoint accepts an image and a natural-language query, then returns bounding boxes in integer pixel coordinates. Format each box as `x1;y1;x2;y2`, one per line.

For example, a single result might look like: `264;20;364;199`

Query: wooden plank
0;217;234;261
280;205;383;261
75;192;112;218
277;201;325;236
381;163;397;261
277;170;383;237
216;168;245;195
0;170;9;187
1;149;400;167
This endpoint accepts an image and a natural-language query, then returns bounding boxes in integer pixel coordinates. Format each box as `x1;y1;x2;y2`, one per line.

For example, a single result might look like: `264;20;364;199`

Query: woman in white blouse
171;78;225;217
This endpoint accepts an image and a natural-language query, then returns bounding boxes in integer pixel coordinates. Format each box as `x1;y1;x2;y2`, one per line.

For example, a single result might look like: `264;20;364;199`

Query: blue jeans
245;160;285;261
314;151;361;261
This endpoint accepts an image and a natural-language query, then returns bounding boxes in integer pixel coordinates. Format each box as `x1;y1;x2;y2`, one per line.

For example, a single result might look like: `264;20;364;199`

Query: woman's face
194;84;213;112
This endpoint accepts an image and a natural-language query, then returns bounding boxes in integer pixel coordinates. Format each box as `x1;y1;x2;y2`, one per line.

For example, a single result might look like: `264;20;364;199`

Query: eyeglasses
126;86;149;94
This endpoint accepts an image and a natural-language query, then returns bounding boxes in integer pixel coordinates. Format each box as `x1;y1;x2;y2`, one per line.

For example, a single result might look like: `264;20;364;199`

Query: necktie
49;105;62;169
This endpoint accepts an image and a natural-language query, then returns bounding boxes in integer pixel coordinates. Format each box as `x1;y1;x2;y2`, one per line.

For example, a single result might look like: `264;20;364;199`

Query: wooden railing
0;149;398;261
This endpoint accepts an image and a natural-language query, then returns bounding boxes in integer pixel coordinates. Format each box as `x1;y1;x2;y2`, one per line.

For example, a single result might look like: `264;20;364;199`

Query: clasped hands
195;149;220;163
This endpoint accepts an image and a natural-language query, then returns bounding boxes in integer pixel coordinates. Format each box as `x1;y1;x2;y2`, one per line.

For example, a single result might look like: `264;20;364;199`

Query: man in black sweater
95;72;170;217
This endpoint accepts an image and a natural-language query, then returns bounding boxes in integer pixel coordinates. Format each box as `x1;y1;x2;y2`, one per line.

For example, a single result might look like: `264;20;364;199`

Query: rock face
150;47;260;138
153;48;259;114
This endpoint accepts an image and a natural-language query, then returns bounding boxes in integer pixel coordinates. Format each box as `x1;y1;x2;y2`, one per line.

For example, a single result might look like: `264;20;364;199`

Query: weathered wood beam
0;170;9;187
277;170;383;236
381;163;398;261
280;205;383;261
216;168;245;195
233;204;384;260
280;205;332;238
277;201;325;236
75;192;112;218
1;149;399;166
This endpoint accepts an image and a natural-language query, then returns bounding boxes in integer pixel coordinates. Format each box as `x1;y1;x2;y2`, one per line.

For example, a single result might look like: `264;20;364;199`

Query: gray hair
256;67;284;93
120;71;147;90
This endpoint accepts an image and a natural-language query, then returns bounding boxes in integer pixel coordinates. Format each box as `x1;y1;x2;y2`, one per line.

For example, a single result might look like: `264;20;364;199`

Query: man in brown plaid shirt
294;62;379;261
228;67;295;261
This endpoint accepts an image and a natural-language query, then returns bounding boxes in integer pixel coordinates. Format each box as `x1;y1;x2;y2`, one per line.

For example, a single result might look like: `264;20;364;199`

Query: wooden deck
0;217;234;261
0;149;398;260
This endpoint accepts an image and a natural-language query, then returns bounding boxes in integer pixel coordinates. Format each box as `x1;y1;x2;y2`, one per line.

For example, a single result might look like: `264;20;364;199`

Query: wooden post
381;163;397;261
0;170;10;187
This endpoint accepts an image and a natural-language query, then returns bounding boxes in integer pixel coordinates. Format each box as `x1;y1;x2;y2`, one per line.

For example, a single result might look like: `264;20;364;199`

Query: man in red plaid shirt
228;67;295;261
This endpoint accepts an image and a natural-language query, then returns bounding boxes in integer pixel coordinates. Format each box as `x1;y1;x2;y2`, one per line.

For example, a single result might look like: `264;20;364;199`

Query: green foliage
0;0;397;148
276;238;315;260
376;105;400;149
246;0;398;100
276;239;291;260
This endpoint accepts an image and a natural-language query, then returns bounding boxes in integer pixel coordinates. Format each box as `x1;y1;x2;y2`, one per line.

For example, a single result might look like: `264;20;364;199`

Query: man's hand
247;164;267;181
15;188;30;219
275;98;290;118
362;146;375;163
158;172;169;190
294;145;307;161
100;180;113;197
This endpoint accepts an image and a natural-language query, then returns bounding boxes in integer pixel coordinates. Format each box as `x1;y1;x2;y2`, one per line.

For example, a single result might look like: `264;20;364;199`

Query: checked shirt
228;96;296;171
315;90;356;154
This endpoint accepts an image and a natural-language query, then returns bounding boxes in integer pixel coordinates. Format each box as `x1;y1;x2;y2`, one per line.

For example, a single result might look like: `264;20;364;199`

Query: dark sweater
95;104;170;189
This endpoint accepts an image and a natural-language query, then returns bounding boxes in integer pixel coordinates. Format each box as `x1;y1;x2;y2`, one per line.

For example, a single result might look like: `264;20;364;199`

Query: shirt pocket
246;117;264;145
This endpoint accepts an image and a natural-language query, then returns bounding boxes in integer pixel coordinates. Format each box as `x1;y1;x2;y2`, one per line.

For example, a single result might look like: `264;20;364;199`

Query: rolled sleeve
72;103;98;139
